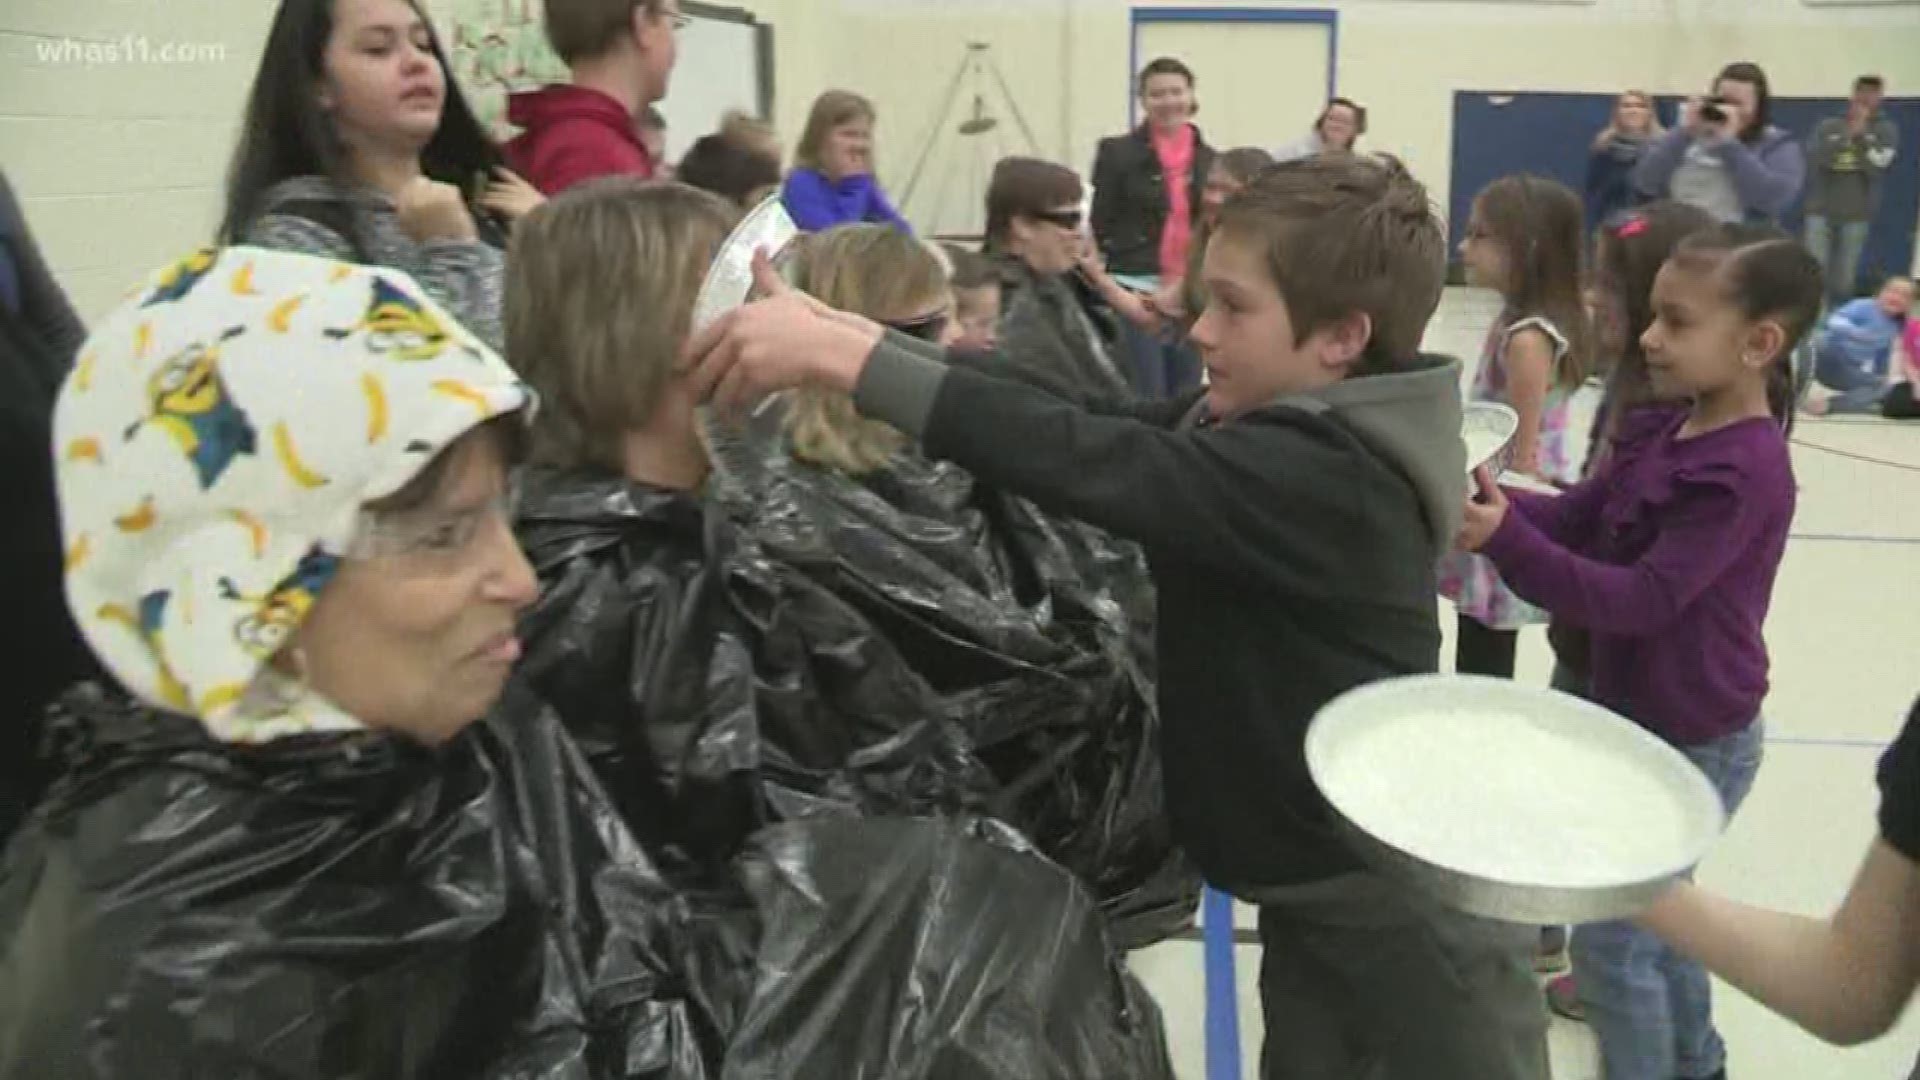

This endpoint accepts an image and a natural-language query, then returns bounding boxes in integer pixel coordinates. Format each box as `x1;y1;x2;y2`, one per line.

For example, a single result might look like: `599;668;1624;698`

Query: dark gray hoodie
853;335;1468;890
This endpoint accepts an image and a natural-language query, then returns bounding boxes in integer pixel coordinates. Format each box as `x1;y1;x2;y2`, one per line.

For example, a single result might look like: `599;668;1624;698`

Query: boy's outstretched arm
684;258;1378;587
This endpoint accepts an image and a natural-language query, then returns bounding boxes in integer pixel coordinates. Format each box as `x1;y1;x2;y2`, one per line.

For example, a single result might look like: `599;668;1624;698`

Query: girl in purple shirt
1459;223;1822;1080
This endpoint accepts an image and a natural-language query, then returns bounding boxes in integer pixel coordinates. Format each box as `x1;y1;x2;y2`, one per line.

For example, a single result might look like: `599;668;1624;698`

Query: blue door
1450;91;1919;289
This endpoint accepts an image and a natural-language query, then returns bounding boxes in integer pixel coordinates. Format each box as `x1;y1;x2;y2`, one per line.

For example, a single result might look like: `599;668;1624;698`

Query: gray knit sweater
242;177;505;351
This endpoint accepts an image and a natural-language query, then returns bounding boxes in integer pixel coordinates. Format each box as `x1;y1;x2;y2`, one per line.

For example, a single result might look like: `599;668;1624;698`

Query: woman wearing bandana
0;246;713;1079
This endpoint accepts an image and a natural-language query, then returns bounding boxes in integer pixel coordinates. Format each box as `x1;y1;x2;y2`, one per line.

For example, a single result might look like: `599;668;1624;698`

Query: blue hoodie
1633;125;1806;224
1818;298;1904;380
781;167;913;233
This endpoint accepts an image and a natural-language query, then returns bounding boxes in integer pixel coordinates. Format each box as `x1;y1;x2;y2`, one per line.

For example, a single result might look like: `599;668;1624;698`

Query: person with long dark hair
219;0;539;349
1438;175;1595;681
1633;61;1805;225
1461;223;1821;1080
0;169;99;844
1538;199;1715;1019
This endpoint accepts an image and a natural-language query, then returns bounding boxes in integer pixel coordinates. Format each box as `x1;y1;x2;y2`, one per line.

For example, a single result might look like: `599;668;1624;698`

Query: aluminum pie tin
1463;401;1520;478
1305;674;1727;925
692;194;801;492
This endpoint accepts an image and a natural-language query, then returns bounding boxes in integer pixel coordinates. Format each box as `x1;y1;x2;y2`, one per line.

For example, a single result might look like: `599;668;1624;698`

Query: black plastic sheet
724;815;1176;1079
0;683;722;1080
719;426;1193;947
513;469;1000;891
514;443;1197;948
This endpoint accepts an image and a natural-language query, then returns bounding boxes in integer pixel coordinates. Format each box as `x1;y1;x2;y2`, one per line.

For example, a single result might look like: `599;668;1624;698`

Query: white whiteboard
429;0;770;159
658;7;766;160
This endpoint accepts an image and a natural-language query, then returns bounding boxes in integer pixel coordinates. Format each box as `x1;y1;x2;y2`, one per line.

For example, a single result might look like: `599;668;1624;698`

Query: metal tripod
898;42;1043;237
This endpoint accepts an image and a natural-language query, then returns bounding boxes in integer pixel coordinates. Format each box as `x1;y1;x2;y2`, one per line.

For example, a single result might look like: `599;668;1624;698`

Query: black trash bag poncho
723;816;1176;1079
513;467;1001;890
0;684;724;1080
513;452;1197;949
720;428;1194;947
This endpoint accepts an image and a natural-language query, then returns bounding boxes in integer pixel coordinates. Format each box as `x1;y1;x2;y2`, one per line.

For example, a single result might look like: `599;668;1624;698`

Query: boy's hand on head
1456;466;1510;552
680;250;883;414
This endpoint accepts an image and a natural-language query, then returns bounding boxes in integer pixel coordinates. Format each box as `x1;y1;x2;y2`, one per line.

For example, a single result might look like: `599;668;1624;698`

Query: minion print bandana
56;246;530;743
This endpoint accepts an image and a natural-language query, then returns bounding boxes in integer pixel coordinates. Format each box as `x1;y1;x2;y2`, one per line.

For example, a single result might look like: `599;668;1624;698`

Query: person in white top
1274;97;1367;163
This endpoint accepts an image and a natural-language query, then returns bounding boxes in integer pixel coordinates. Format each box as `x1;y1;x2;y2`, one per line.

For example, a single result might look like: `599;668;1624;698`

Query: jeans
1118;320;1202;397
1805;215;1872;306
1815;342;1889;415
1575;721;1766;1080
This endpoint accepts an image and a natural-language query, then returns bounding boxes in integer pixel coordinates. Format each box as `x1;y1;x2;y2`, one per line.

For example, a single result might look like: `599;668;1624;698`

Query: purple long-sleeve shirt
1482;406;1795;746
781;167;913;233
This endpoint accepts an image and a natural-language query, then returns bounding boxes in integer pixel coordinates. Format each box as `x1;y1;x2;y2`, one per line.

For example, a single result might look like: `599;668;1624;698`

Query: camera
1698;97;1730;124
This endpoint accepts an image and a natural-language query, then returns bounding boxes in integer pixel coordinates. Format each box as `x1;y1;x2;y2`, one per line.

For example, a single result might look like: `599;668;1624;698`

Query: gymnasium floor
1129;287;1920;1080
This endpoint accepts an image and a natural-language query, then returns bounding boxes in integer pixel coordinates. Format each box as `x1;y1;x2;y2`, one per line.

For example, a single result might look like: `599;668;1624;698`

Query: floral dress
1439;314;1578;630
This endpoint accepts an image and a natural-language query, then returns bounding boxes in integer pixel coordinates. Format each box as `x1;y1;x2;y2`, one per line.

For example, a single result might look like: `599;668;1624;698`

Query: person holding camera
1634;62;1805;225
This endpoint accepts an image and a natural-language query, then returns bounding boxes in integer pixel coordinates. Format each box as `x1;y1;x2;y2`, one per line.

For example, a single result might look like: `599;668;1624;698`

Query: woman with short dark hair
1090;58;1215;394
1091;58;1215;286
1274;97;1367;163
984;157;1133;401
678;121;783;209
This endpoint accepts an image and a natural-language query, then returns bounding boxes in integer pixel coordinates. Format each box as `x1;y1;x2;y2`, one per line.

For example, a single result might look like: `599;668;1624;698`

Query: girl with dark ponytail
1457;221;1821;1080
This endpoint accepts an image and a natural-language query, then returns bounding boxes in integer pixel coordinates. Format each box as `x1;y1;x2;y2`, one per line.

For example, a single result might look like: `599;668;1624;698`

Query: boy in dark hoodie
684;153;1548;1079
505;0;682;194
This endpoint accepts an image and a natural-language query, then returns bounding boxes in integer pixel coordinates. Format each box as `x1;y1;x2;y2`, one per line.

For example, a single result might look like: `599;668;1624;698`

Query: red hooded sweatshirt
504;85;654;196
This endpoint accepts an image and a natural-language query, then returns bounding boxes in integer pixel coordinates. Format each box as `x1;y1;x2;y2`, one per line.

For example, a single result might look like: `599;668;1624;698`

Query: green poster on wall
424;0;568;139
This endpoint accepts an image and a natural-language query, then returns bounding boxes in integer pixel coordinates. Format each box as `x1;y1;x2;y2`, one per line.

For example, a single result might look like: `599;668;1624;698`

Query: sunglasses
883;309;952;343
1030;209;1084;231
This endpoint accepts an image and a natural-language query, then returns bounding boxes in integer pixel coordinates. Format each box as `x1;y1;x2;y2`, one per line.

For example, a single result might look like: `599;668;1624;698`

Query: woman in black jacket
0;168;96;843
1091;58;1215;282
1090;58;1215;395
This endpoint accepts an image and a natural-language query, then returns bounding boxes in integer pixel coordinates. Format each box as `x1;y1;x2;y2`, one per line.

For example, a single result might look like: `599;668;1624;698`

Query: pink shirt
1151;124;1196;285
